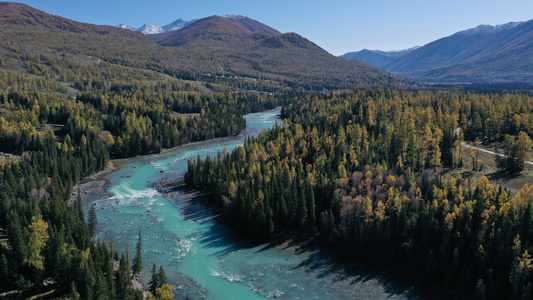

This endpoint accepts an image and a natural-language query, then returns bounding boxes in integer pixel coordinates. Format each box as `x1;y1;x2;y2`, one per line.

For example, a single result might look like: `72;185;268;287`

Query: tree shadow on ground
165;180;464;300
254;237;464;299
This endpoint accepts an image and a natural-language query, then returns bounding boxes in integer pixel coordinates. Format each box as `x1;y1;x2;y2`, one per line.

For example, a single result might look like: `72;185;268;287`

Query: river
90;108;441;300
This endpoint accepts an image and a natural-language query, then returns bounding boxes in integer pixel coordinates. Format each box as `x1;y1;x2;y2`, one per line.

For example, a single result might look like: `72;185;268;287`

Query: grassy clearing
442;145;533;196
172;111;199;120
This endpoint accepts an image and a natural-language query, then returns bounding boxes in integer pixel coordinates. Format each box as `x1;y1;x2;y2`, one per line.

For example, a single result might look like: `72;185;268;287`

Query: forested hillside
186;89;533;299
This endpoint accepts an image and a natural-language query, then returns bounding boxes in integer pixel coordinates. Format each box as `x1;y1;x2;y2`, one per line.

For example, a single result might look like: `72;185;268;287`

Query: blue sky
13;0;533;55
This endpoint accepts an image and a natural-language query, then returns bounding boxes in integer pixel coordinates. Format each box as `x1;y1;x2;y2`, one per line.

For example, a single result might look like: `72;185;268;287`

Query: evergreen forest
186;89;533;299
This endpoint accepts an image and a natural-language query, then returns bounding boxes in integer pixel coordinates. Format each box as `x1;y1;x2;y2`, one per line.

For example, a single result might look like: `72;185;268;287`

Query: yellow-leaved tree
146;283;176;300
25;214;49;270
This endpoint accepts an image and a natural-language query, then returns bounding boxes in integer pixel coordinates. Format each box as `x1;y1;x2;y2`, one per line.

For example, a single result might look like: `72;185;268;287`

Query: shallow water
91;108;428;300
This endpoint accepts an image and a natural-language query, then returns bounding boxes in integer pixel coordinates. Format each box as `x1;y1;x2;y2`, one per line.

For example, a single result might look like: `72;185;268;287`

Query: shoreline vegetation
69;132;253;206
71;105;282;205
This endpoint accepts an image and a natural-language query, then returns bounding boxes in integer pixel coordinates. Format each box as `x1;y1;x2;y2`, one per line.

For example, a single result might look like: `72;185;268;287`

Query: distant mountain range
118;18;195;34
117;15;276;35
0;2;406;90
382;22;521;73
342;21;533;83
340;47;418;68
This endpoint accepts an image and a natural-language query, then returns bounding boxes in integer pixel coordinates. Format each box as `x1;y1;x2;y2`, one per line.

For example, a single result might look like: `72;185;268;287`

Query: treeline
0;89;280;158
185;89;533;299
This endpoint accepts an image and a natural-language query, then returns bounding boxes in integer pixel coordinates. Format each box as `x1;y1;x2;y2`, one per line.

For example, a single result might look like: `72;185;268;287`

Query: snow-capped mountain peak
117;18;195;34
117;24;134;30
138;24;163;34
162;18;195;32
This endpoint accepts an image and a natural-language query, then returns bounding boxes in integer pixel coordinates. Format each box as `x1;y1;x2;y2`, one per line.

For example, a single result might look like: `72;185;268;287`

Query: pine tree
76;186;85;223
116;252;133;300
157;266;168;287
516;131;533;171
148;264;158;295
0;253;9;281
87;203;98;238
147;283;175;300
132;230;143;275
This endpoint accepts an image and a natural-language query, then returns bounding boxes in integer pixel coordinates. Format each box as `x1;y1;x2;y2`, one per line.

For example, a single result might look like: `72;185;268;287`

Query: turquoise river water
91;108;438;300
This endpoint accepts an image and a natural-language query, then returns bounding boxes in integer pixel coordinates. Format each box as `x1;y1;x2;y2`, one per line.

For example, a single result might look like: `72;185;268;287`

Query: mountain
382;22;521;73
0;2;159;56
0;2;408;90
150;15;280;48
221;15;281;36
405;20;533;83
148;15;407;88
340;48;417;68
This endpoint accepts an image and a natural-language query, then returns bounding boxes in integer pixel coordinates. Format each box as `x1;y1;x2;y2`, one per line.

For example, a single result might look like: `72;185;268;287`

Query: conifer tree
76;187;85;223
87;203;98;238
132;230;143;275
158;266;168;288
0;253;8;281
148;264;158;295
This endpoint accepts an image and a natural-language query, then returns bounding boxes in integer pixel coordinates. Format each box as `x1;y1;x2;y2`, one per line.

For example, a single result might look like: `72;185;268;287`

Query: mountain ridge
117;18;195;34
405;19;533;83
373;20;533;83
382;22;521;73
0;1;144;38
